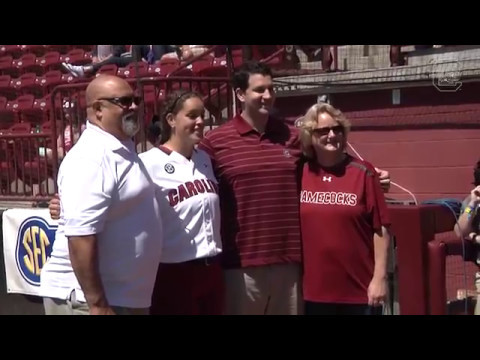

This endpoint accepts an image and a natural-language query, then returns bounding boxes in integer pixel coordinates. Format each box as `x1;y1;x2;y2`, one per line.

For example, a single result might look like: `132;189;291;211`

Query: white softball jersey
139;146;222;263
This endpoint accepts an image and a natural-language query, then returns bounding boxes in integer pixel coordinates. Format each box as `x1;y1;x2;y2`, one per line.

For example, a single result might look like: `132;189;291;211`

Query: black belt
187;255;220;266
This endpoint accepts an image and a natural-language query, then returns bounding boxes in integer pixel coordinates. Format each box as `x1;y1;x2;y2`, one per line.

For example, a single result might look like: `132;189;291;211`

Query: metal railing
0;131;55;201
0;75;235;202
0;44;303;203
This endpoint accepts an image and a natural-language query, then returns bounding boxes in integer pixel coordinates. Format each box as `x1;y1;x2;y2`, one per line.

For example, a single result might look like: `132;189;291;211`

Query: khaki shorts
223;263;303;315
43;289;149;315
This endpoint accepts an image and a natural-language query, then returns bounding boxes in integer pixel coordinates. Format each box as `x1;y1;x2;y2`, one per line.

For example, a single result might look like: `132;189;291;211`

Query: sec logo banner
15;217;57;286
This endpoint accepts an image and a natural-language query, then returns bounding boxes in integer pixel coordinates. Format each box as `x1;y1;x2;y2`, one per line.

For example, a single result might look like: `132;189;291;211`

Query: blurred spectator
62;45;131;78
132;45;176;64
296;45;333;71
64;45;177;77
92;45;116;64
39;100;82;164
454;160;480;315
390;45;405;67
297;45;323;62
39;119;80;164
161;45;210;62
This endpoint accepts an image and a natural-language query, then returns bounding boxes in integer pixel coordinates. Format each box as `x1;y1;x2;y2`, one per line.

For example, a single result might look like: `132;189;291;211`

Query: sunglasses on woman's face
98;95;143;108
311;125;344;137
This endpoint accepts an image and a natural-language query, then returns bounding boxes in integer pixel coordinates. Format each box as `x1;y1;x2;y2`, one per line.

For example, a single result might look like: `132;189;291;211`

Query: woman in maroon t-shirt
298;103;391;315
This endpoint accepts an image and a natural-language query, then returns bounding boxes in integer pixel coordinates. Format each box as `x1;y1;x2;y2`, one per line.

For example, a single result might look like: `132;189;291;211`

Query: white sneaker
62;62;85;78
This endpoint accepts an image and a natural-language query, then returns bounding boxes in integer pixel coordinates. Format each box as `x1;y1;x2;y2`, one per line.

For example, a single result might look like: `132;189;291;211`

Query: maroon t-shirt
199;114;302;269
300;155;391;304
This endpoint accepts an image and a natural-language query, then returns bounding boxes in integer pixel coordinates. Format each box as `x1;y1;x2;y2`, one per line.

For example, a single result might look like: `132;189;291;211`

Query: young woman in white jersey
142;90;224;315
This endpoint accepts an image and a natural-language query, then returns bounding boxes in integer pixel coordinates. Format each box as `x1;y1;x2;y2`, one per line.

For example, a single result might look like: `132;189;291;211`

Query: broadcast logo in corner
15;217;57;286
431;59;462;92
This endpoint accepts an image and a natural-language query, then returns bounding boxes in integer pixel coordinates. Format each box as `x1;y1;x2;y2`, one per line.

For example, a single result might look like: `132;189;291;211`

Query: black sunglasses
98;95;143;108
311;125;344;136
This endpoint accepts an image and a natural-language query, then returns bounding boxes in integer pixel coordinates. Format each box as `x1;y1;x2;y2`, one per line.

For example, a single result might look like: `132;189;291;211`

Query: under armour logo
323;176;332;182
283;149;292;158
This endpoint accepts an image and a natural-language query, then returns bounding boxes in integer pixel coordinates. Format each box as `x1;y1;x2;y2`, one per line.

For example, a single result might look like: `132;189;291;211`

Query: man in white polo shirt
40;75;163;315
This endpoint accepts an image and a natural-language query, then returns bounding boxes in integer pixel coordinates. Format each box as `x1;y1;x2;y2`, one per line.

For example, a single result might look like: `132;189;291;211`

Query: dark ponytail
147;114;162;146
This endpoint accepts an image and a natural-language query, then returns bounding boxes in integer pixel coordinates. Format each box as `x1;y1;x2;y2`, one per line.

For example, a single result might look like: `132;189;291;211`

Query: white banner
2;209;58;296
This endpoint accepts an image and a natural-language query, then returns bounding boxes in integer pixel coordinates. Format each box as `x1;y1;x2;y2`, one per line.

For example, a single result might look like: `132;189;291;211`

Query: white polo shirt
139;146;221;263
40;122;163;308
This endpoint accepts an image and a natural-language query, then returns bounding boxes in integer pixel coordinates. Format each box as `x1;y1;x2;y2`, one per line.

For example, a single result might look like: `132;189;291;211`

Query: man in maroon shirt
199;61;302;315
199;61;390;315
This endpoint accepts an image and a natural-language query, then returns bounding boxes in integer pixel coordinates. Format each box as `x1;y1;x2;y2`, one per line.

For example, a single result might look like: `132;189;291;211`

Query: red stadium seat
143;85;157;106
33;95;51;112
159;57;180;76
4;94;49;127
75;45;94;52
143;87;166;127
61;49;89;65
0;145;16;192
231;49;243;68
0;95;15;125
5;97;21;122
13;94;37;123
16;94;35;111
0;119;20;189
118;62;149;78
19;45;49;57
83;51;93;62
37;70;64;95
8;122;31;134
37;51;62;72
0;75;15;100
8;121;50;187
148;62;163;77
60;73;77;85
31;95;52;123
0;96;14;126
0;96;7;110
197;57;228;78
12;53;38;75
13;72;43;97
96;64;118;76
70;90;87;109
45;45;71;54
196;57;229;98
0;56;15;75
191;55;214;75
148;55;192;77
0;45;22;58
